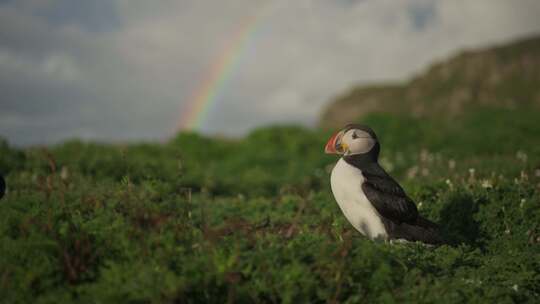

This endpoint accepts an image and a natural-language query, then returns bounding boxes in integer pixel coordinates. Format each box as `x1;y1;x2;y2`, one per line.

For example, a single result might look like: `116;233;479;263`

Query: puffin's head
325;124;379;157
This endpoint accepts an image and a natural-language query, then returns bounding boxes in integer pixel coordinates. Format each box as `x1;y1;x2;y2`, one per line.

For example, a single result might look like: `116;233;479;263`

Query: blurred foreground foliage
1;110;540;303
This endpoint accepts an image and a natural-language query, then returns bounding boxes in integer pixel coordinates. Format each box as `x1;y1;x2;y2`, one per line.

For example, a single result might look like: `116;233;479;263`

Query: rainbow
177;4;273;132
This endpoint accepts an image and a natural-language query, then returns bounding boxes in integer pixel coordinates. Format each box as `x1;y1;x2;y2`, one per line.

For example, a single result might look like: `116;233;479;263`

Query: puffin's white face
325;128;377;156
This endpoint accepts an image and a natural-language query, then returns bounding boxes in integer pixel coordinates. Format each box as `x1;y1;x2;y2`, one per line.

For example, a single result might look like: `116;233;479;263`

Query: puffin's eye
352;132;359;139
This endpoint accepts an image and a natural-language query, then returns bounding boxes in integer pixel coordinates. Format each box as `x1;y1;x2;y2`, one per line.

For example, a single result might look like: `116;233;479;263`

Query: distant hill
320;35;540;128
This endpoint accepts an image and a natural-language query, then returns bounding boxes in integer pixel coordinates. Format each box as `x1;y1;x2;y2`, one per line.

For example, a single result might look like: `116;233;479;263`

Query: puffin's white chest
330;158;388;240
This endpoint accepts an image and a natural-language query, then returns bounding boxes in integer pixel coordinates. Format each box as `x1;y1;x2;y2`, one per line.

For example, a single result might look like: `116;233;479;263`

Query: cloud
0;0;539;145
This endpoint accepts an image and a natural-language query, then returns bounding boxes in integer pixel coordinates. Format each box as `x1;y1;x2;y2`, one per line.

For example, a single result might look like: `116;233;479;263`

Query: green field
1;110;540;303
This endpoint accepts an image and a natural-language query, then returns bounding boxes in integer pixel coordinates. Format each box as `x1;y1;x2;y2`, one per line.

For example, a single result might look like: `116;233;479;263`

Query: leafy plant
1;111;539;303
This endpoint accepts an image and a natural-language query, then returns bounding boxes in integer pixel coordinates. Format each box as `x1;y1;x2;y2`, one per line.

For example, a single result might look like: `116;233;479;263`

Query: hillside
321;35;540;128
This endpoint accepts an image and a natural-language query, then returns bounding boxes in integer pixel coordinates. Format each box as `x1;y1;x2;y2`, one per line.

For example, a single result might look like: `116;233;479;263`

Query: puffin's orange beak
325;130;345;154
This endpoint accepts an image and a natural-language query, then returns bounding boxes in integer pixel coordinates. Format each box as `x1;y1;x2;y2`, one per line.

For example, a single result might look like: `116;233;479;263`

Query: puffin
0;174;5;200
325;124;443;245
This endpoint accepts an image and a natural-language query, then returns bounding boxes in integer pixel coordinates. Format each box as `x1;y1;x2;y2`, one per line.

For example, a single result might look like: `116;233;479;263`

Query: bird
325;124;443;245
0;174;5;200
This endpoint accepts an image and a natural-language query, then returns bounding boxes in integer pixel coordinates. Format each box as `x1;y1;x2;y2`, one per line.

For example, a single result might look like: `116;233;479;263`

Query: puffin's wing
361;166;418;223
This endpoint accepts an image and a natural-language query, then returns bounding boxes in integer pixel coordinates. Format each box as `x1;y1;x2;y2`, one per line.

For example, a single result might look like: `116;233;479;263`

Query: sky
1;0;540;146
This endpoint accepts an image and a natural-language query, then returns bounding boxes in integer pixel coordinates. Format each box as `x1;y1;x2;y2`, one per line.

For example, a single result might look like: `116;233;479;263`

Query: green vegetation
321;35;540;128
1;108;540;303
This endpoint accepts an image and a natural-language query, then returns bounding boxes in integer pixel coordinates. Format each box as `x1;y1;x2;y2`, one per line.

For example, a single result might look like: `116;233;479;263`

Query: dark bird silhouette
0;174;5;200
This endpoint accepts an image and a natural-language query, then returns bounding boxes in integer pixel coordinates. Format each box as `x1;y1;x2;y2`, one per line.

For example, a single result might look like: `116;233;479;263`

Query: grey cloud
1;0;540;146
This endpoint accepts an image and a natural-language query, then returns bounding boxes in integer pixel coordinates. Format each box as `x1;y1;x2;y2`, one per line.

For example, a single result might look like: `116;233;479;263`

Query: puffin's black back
359;162;444;245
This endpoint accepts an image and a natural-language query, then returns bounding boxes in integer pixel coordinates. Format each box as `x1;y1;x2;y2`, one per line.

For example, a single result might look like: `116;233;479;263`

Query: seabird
325;124;443;245
0;174;5;200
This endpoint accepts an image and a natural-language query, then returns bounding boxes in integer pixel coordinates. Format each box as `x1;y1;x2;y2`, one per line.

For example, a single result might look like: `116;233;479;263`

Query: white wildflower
420;149;429;162
60;166;69;180
512;284;519;292
520;171;528;181
406;166;419;180
420;149;434;163
480;179;492;189
448;159;456;170
516;151;528;163
463;278;483;285
468;168;476;182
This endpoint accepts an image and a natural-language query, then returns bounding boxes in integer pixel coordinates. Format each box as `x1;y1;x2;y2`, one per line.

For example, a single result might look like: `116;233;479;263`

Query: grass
1;111;540;303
